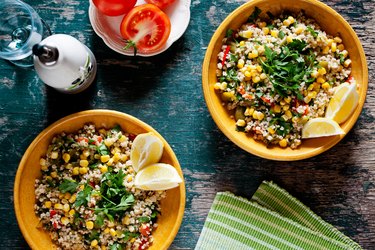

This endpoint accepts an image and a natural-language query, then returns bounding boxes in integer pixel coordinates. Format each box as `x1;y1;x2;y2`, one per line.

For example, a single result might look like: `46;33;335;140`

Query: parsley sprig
260;39;316;100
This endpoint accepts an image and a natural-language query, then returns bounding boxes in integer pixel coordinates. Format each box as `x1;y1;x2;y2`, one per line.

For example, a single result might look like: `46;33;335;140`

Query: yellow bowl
202;0;368;161
14;110;185;250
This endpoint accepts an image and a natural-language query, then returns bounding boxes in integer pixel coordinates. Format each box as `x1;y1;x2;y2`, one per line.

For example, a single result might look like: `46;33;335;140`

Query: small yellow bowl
202;0;368;161
14;110;185;250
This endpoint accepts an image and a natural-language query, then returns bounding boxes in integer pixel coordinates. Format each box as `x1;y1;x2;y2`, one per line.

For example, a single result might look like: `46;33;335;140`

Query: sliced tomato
120;4;171;54
93;0;136;16
145;0;176;9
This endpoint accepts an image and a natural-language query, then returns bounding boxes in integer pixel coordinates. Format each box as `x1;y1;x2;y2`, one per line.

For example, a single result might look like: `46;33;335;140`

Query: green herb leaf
226;29;234;38
58;179;79;194
123;232;140;242
307;26;318;38
74;184;93;208
248;6;261;23
97;144;109;156
138;216;151;223
278;30;285;39
111;125;121;133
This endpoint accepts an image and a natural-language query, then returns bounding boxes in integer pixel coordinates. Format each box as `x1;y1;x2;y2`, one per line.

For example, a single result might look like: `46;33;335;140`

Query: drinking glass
0;0;51;67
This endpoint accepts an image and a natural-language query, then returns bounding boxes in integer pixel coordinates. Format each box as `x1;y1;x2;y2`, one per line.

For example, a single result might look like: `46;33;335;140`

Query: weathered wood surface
0;0;374;249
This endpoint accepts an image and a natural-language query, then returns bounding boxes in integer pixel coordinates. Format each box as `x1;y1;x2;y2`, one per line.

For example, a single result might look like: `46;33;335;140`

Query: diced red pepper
89;181;95;188
50;210;57;218
128;134;137;141
97;136;102;143
53;222;58;229
237;85;246;95
221;46;231;67
138;239;149;250
261;96;271;104
77;137;88;143
139;224;151;237
346;75;353;83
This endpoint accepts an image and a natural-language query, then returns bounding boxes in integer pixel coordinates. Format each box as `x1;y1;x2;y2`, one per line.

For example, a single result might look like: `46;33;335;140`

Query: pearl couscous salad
215;8;354;148
34;124;165;250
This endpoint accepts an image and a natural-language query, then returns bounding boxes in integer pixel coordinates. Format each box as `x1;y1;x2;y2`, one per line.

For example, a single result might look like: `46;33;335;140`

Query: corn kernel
252;111;258;119
322;82;331;90
245;108;254;116
322;46;330;54
268;127;275;134
109;228;117;237
79;167;88;175
58;193;65;199
337;44;345;51
104;228;110;234
40;158;47;167
50;171;58;178
257;112;265;121
307;84;314;91
237;59;244;69
72;167;79;175
244;71;252;78
341;50;348;58
104;139;113;147
91;239;98;247
286;36;293;43
282;114;289;121
256;65;262;72
79;159;89;168
122;215;130;225
273;105;281;113
86;221;94;230
41;165;48;171
113;152;121;162
107;221;115;227
69;209;75;216
101;245;107;250
222;92;235;101
44;201;52;208
287;16;295;23
107;158;114;167
283;105;290;111
295;26;305;35
100;165;108;173
311;70;319;78
54;203;63;210
242;30;253;39
79;185;84;190
319;61;328;69
69;194;76;203
118;135;126;143
262;27;270;35
334;36;342;43
63;203;70;212
318;67;326;75
61;153;70;163
292;116;300;123
248;50;259;59
284;96;292;103
279;139;288;148
252;76;261;83
50;151;59;159
331;42;337;53
327;39;333;46
257;45;265;54
121;154;128;162
260;73;267;80
317;77;325;84
64;192;71;200
283;19;291;26
285;110;293;119
344;59;352;67
101;155;110;163
236;119;246;127
65;163;73;170
258;22;267;28
304;96;312;103
271;30;278;38
61;217;70;225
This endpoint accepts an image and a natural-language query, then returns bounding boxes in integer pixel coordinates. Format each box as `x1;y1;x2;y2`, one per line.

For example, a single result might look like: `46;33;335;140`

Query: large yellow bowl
14;110;185;250
202;0;368;161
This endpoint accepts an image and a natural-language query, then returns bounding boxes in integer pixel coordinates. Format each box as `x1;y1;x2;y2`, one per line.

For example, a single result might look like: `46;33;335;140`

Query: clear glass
0;0;50;67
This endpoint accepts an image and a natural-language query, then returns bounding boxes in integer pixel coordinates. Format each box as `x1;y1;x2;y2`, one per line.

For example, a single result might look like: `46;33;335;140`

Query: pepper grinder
33;34;97;93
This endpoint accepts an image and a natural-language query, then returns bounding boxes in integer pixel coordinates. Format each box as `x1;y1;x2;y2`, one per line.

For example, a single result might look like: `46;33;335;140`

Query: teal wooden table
1;0;374;249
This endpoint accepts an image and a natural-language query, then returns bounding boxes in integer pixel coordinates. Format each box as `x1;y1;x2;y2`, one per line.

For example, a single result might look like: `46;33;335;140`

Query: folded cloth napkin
195;181;362;250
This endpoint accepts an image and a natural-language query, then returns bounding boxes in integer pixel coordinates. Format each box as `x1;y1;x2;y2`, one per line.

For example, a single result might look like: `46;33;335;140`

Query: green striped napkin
195;181;362;250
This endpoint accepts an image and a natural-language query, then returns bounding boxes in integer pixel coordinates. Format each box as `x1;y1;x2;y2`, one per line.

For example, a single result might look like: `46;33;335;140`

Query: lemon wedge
134;163;183;191
302;117;345;139
325;82;359;124
131;132;163;172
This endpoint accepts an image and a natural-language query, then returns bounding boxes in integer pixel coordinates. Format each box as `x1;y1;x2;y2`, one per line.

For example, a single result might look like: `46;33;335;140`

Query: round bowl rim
202;0;368;161
14;109;186;250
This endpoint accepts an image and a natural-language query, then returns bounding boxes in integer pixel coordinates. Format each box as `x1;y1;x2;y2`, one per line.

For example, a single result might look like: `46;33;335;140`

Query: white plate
88;0;191;57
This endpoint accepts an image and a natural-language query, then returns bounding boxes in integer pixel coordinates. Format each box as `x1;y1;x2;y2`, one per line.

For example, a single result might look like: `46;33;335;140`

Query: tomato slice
145;0;176;9
93;0;137;16
120;4;171;54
